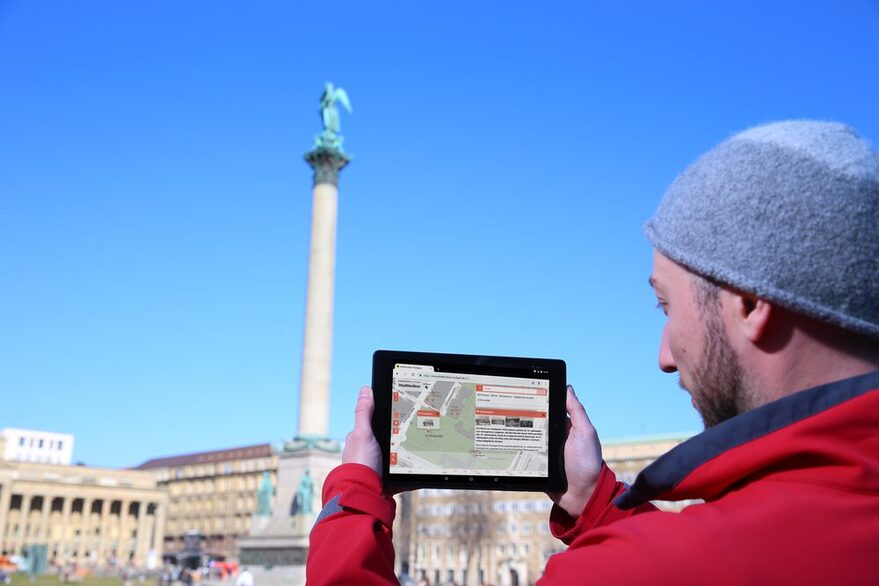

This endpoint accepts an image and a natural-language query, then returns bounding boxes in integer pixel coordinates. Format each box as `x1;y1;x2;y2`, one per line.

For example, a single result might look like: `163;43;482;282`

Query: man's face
650;251;747;428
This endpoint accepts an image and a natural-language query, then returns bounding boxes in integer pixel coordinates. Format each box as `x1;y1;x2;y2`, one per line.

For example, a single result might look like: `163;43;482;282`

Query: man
306;121;879;584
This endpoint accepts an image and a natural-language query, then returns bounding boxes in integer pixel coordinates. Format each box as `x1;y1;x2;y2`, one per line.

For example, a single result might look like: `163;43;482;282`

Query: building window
19;437;25;447
58;441;64;450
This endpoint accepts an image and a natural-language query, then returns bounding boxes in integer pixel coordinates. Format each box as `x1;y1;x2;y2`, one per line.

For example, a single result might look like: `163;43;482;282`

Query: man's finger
353;385;374;430
566;385;594;430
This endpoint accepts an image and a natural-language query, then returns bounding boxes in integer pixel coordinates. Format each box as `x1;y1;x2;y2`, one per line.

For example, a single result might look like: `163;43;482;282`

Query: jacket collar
615;370;879;510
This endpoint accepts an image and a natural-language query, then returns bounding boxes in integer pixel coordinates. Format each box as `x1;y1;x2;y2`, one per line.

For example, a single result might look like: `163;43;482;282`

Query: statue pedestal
237;441;342;586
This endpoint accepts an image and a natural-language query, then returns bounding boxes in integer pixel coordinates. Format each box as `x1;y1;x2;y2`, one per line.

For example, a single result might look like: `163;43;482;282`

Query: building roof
133;443;273;470
603;432;694;446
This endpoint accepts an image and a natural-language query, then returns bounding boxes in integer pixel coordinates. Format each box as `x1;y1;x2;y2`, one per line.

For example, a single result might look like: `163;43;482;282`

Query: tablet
371;350;567;492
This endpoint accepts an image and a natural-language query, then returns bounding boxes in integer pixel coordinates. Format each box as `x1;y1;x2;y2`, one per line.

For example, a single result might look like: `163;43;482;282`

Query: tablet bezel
371;350;567;492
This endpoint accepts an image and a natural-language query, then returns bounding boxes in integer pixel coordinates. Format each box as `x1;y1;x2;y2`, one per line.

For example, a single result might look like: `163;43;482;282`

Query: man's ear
730;291;773;343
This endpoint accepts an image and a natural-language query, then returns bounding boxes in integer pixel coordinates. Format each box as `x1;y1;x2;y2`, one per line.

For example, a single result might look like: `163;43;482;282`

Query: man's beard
684;307;750;428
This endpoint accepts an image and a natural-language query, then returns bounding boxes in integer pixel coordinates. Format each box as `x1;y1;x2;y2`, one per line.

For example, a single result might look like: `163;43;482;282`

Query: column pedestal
237;444;341;586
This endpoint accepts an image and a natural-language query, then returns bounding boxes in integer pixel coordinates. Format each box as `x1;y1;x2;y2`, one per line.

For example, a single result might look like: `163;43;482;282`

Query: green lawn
9;575;123;586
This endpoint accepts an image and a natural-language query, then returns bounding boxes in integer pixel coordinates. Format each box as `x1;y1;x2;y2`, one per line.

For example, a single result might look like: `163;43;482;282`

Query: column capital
304;147;351;187
283;437;340;453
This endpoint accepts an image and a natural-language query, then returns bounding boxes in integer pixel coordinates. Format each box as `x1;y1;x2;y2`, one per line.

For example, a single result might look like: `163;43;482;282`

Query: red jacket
307;371;879;585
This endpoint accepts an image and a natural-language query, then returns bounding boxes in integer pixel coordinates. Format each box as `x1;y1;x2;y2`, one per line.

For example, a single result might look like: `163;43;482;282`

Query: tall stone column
238;84;348;586
298;147;350;439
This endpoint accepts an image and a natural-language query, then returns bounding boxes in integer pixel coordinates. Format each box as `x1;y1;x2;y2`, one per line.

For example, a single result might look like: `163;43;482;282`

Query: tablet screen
372;350;567;491
390;363;550;477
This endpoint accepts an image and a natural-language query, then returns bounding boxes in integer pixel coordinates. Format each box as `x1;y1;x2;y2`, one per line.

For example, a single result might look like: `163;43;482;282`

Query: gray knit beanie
644;120;879;339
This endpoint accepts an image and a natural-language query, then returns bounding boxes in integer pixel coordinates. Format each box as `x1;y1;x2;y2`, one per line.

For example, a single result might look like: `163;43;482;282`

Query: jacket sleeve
536;462;668;584
549;462;657;544
306;463;398;585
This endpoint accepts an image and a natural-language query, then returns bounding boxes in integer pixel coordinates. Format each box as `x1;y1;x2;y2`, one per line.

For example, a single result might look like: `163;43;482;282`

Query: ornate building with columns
0;444;167;569
134;443;278;560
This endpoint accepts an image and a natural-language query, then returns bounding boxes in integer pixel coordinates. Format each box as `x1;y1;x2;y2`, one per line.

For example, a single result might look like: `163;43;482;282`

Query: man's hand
548;385;603;519
342;386;382;476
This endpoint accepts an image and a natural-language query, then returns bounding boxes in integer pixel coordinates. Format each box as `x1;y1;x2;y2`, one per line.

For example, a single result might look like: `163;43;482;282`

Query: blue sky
2;1;878;468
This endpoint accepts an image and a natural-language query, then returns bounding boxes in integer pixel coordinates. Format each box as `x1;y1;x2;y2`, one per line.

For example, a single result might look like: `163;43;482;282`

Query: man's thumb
354;386;374;428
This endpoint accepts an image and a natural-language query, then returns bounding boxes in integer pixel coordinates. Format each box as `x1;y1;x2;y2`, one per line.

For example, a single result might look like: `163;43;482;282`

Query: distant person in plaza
306;120;879;584
235;567;253;586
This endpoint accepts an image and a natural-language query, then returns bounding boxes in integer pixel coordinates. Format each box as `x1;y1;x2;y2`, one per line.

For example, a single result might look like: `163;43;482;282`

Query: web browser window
390;364;550;477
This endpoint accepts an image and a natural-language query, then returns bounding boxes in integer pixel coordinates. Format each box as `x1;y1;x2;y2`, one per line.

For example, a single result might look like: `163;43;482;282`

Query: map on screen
389;364;549;477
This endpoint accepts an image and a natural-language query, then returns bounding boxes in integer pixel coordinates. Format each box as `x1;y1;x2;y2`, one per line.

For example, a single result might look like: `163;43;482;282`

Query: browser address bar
478;384;547;396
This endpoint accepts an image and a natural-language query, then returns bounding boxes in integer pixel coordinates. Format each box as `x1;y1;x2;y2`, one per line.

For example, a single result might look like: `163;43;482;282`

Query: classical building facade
0;426;690;582
394;434;692;586
0;456;166;569
134;444;278;560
